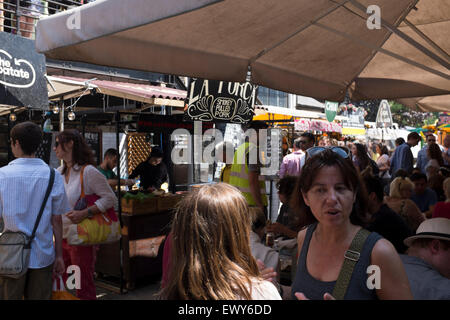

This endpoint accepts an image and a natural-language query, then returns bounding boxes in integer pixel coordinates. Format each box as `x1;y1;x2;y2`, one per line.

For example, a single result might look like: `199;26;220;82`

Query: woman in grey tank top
289;148;412;300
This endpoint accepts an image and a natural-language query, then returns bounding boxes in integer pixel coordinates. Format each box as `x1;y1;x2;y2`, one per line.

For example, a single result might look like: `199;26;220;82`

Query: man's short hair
300;132;315;144
411;238;450;251
293;138;302;149
410;172;427;182
10;121;42;155
150;147;164;159
395;137;405;146
104;148;117;159
276;175;297;198
407;132;421;141
363;175;384;202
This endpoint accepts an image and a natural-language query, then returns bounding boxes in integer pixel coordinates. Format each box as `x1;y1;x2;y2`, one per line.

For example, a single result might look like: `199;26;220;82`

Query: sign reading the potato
0;32;48;109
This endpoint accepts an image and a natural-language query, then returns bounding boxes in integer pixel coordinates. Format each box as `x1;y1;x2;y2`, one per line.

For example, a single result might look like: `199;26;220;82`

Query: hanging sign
325;101;338;122
376;99;393;128
294;119;342;133
340;104;365;129
185;78;256;124
0;32;48;109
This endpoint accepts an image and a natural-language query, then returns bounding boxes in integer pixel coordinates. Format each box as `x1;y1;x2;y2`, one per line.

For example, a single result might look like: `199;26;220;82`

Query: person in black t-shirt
363;174;412;254
129;148;168;191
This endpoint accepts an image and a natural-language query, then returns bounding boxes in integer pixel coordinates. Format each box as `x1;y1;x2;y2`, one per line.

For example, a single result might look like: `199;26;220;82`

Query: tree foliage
342;96;438;128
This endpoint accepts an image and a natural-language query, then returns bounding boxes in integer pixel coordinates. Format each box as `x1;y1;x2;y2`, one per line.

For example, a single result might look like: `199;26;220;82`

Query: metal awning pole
116;111;124;295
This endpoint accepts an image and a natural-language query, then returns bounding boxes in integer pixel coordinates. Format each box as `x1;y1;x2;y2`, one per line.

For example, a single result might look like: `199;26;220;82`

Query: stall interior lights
9;111;17;122
52;105;60;114
68;109;76;121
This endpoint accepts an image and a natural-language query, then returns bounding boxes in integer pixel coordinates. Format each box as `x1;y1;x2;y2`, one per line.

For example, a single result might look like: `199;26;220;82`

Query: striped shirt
0;158;71;269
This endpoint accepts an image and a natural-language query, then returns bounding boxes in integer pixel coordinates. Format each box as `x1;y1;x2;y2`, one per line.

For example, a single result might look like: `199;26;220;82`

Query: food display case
95;191;185;290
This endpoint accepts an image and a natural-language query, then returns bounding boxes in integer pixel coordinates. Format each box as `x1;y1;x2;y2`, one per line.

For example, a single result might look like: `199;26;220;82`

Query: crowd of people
0;121;449;300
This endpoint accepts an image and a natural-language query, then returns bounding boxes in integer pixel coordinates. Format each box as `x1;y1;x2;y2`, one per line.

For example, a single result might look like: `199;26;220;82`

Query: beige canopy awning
47;76;187;108
397;94;450;112
35;0;449;111
47;76;94;101
350;0;450;107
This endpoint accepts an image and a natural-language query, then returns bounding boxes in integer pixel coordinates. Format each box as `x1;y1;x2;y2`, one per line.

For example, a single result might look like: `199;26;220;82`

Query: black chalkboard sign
0;32;48;110
84;131;101;165
36;132;53;164
185;79;256;124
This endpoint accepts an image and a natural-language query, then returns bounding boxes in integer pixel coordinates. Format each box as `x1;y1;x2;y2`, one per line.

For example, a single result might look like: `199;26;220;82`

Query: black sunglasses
306;146;350;161
54;141;60;147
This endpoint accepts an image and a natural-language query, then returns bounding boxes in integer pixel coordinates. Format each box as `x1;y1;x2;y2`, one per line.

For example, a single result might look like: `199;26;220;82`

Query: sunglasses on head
305;146;350;161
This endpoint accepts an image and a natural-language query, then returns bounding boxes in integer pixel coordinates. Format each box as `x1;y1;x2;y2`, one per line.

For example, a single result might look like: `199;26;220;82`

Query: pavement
94;276;162;300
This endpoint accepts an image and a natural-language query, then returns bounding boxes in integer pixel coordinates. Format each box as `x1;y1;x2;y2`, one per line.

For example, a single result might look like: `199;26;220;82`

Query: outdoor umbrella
35;0;449;109
397;94;450;112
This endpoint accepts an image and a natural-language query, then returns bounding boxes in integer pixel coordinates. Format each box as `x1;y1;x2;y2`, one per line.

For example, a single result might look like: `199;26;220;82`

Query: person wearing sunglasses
53;129;116;300
416;133;443;175
290;147;412;300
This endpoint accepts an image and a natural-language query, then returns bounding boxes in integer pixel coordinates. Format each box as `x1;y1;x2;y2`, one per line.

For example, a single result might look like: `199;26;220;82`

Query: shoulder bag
66;166;121;246
332;228;371;300
0;167;55;279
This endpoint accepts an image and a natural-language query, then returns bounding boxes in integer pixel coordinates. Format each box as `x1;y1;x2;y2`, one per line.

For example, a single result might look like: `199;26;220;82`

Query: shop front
0;32;49;165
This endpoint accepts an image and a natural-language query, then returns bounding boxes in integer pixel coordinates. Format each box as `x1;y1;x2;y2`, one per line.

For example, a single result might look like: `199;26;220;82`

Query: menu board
185;79;256;124
84;131;101;165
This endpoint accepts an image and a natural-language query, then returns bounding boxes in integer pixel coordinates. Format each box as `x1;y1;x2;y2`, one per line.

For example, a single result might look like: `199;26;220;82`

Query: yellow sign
342;127;366;135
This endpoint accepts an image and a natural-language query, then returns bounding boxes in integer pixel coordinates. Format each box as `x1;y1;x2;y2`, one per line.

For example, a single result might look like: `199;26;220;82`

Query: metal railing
0;0;85;39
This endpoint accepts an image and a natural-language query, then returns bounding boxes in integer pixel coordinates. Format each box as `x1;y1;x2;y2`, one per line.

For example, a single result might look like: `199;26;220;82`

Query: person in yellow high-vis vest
229;122;268;218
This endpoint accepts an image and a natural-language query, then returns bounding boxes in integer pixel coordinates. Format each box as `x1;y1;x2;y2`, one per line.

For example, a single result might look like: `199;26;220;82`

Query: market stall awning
254;105;327;121
47;76;95;101
350;0;450;108
48;76;187;107
438;123;450;132
35;0;449;110
342;127;366;135
397;94;450;112
294;119;342;133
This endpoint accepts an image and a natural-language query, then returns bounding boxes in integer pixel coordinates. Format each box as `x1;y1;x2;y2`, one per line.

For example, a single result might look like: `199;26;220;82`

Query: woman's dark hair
276;176;297;198
291;149;369;227
377;143;389;156
56;129;95;174
354;143;370;171
427;143;444;167
394;169;409;179
10;121;42;156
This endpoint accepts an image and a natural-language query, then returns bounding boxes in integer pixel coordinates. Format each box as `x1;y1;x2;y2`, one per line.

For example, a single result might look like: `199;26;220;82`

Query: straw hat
404;218;450;247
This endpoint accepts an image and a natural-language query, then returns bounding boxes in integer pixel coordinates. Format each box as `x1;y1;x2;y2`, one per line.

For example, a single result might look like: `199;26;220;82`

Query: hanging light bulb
9;112;17;122
68;110;76;121
52;105;60;114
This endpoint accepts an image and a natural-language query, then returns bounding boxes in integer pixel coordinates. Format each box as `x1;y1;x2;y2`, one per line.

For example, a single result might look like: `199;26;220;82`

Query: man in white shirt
0;122;70;300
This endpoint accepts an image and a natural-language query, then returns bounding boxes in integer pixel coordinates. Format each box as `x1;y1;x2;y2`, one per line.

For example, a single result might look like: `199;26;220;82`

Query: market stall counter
95;190;185;290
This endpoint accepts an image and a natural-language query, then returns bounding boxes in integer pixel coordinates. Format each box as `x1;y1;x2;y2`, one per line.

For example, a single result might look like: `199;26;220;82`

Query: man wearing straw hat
400;218;450;300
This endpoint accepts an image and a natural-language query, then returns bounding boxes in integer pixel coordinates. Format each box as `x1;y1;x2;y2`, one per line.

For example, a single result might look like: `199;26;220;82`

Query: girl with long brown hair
159;183;281;300
54;129;116;300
